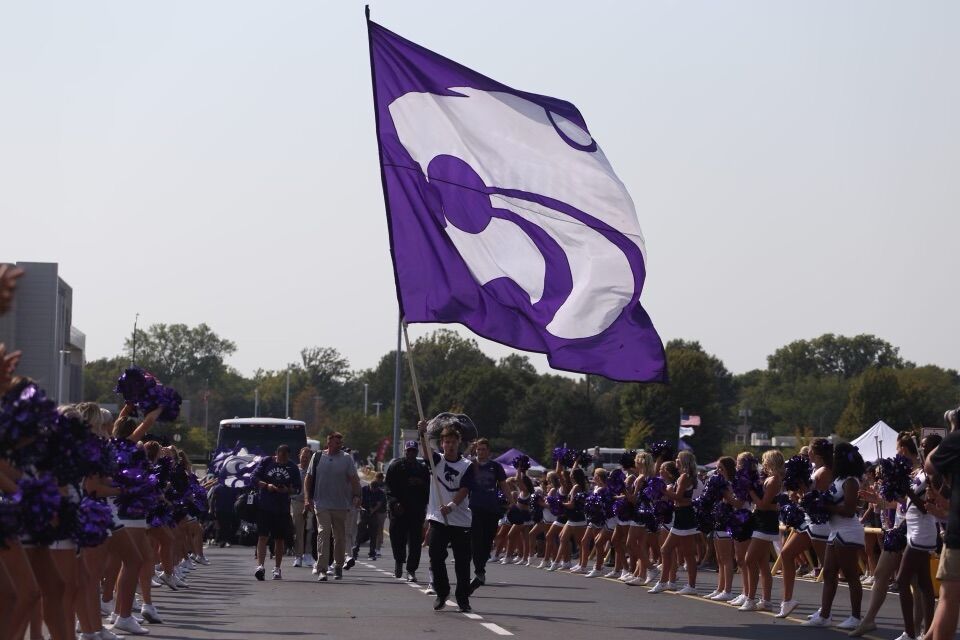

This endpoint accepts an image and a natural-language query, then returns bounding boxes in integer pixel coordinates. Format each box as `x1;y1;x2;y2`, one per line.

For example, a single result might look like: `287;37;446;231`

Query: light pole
364;383;369;416
254;388;259;417
372;401;382;417
203;379;210;448
285;366;291;418
131;313;139;366
57;349;71;404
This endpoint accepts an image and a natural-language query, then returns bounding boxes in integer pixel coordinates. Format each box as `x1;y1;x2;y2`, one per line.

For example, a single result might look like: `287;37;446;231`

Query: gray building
0;262;85;403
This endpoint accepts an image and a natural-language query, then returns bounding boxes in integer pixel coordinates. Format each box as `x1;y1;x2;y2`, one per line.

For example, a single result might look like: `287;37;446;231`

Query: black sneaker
254;566;265;581
469;577;482;595
334;566;343;580
457;599;472;613
433;596;446;610
345;558;356;571
406;571;417;583
395;562;403;579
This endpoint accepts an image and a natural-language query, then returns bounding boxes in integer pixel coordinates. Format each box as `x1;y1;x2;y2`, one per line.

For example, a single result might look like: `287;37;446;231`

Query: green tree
83;356;129;402
125;323;237;389
767;334;907;382
836;368;904;438
623;419;654;449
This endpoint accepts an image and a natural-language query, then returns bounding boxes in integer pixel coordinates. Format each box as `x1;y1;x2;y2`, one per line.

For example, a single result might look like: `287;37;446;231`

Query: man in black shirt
926;408;960;640
385;440;431;581
468;438;514;591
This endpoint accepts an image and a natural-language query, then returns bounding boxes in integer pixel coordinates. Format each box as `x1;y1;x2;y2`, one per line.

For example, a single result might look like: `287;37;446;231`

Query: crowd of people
0;265;212;639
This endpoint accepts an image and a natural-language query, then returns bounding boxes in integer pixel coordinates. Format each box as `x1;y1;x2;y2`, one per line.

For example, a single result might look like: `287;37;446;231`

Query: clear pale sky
2;1;957;378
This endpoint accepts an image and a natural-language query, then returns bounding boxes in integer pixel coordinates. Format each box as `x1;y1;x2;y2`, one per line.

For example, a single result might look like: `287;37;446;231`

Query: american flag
680;414;701;427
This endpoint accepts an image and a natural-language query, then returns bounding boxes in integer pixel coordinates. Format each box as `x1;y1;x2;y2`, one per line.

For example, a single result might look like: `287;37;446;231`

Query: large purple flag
367;18;667;382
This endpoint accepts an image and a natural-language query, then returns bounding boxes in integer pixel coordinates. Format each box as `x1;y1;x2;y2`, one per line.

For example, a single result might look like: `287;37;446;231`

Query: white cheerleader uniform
905;471;938;552
827;477;865;547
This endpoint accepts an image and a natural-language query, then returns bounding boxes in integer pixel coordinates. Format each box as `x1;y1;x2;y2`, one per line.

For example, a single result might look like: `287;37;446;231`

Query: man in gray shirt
303;432;361;581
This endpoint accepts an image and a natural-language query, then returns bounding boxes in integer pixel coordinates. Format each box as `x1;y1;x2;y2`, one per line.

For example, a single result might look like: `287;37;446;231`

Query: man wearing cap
385;439;431;581
303;432;361;581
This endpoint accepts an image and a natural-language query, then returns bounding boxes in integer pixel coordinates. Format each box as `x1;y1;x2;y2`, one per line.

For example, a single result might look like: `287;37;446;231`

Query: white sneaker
156;572;178;591
100;598;114;616
272;568;282;580
570;565;586;574
756;600;772;611
569;564;582;572
704;590;720;599
536;561;546;569
311;562;320;575
625;576;642;585
712;591;734;601
140;603;163;624
173;575;188;589
738;598;758;611
150;576;162;588
292;556;302;567
862;576;874;586
604;569;619;578
194;555;210;566
892;634;917;640
546;562;559;572
646;568;659;582
559;561;571;570
498;557;508;565
677;585;698;595
649;580;677;594
776;599;799;618
97;628;123;640
729;594;747;607
109;612;143;625
835;616;861;630
584;569;602;578
802;614;831;627
112;616;149;635
302;554;314;568
618;571;632;581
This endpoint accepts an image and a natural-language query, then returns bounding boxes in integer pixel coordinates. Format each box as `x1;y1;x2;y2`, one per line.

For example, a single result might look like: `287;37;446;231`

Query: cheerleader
706;457;737;601
608;453;635;579
651;452;700;594
624;451;657;585
580;468;615;578
494;477;516;562
777;438;833;617
740;449;784;612
728;452;758;607
111;403;164;635
537;472;564;569
804;442;865;630
851;460;907;637
549;467;588;570
895;432;938;640
527;474;552;567
505;475;535;565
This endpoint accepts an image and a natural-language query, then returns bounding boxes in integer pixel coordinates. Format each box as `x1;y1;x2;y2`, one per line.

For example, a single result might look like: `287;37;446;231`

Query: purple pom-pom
583;489;614;525
633;504;659;532
613;497;634;521
712;501;734;531
114;366;158;403
692;495;716;533
552;446;577;468
733;458;761;502
546;493;565;517
646;441;674;462
701;474;728;504
800;490;830;525
0;382;58;454
877;455;913;503
0;489;23;545
607;468;627;494
576;449;594;468
17;473;61;545
74;497;113;547
882;523;907;552
511;454;530;473
778;498;806;529
726;507;755;541
653;499;674;527
783;455;813;492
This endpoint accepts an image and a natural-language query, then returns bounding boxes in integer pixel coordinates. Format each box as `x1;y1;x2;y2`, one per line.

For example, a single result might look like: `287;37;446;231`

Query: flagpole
678;407;683;453
401;319;447;524
392;314;402;461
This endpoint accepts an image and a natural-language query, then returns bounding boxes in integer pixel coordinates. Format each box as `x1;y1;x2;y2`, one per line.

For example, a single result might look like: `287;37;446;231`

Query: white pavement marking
462;613;483;620
480;623;513;636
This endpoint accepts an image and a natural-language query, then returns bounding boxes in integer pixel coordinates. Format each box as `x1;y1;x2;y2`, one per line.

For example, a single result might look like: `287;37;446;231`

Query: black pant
215;512;236;546
389;510;426;572
471;509;501;576
429;521;472;602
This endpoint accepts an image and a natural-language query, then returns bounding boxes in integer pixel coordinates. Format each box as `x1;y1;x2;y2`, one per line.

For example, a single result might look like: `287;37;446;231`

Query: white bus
215;418;308;456
592;447;630;471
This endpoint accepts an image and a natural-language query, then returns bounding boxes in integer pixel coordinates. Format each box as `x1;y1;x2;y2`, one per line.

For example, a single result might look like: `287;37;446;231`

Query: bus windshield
216;422;307;456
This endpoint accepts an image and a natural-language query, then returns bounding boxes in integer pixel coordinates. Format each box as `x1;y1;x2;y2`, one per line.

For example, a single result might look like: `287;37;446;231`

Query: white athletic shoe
140;603;163;624
536;561;547;569
738;598;758;612
776;599;799;618
498;557;509;565
604;569;619;578
173;575;188;589
559;560;572;570
649;581;677;593
704;590;720;599
711;591;734;601
302;554;314;568
756;600;772;612
150;575;162;588
835;616;861;630
677;585;698;595
584;569;602;578
100;598;114;616
802;614;831;627
729;594;747;606
625;576;642;585
292;556;302;567
97;628;123;640
112;616;149;635
569;565;586;574
646;568;659;582
891;633;917;640
618;571;632;581
546;562;559;572
156;572;178;591
194;555;210;566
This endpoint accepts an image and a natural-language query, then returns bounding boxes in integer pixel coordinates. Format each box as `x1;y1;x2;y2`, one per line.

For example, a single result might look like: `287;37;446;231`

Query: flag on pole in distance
366;16;666;383
678;426;696;438
680;414;701;427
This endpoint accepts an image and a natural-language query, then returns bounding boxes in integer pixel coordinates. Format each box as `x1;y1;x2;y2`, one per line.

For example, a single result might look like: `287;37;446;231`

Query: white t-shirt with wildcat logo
427;451;475;528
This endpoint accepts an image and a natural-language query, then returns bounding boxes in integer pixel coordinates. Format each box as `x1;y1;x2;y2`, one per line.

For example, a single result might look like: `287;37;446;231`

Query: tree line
83;324;960;463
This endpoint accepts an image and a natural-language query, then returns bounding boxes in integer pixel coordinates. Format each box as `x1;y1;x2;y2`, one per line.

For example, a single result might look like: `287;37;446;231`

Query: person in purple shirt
252;445;301;581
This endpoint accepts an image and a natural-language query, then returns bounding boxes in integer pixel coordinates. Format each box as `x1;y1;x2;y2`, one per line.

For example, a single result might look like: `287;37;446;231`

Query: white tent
850;420;900;463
